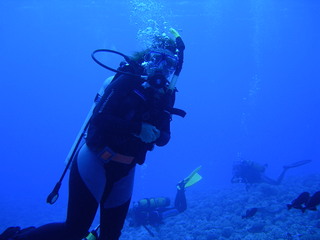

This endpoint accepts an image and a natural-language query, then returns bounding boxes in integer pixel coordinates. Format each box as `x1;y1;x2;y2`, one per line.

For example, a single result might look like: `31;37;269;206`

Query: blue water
1;0;319;238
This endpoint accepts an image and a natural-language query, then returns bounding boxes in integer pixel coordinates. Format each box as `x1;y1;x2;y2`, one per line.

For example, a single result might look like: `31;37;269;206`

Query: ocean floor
121;174;320;240
1;174;319;240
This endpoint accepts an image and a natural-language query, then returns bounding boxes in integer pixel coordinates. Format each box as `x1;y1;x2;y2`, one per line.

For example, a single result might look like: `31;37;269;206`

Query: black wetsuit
14;73;175;240
86;73;174;163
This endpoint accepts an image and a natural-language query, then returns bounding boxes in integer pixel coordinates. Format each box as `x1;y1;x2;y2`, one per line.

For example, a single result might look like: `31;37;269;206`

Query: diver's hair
131;49;150;64
131;34;177;63
151;35;177;54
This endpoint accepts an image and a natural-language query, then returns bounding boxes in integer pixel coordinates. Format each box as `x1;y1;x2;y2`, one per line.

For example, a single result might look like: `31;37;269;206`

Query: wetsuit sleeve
155;93;175;146
155;112;171;146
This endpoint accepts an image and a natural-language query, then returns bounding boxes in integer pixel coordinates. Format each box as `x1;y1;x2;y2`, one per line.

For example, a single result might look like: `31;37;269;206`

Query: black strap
168;107;186;118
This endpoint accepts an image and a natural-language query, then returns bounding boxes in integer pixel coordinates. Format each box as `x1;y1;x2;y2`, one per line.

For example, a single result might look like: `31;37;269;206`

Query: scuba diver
0;28;186;240
231;159;312;186
128;167;202;236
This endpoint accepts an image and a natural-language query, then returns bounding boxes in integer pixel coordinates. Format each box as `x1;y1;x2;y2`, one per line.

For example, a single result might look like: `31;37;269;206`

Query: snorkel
168;28;185;92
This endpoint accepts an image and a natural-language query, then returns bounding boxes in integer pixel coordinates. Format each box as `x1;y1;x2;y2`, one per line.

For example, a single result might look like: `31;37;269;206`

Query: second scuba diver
231;159;312;186
128;166;202;235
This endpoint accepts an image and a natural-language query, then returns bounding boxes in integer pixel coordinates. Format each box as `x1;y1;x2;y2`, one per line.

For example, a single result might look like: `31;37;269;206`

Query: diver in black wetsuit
0;28;185;240
129;166;202;228
231;159;312;186
129;187;187;228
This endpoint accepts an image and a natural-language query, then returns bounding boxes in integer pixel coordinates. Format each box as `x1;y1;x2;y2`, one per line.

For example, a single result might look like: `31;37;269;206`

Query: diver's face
143;50;178;79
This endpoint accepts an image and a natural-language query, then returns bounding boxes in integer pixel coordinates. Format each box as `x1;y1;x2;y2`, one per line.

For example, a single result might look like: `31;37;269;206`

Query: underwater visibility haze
0;0;320;239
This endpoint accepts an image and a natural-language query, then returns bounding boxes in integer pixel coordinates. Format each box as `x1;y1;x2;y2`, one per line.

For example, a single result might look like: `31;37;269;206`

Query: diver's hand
135;122;160;143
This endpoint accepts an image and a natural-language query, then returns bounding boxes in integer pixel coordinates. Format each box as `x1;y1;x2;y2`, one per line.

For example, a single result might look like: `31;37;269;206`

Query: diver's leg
260;174;278;185
14;158;98;240
65;159;99;236
275;168;288;185
99;199;131;240
99;163;135;240
261;168;289;185
174;188;187;213
159;188;187;221
261;169;288;185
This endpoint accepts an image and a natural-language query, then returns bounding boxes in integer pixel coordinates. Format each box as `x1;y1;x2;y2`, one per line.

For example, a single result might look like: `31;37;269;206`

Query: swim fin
0;226;35;240
177;166;202;190
284;160;312;169
0;226;21;240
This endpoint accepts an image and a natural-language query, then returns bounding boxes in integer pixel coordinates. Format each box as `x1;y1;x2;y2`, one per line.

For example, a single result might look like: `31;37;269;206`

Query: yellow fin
185;172;202;188
178;166;202;189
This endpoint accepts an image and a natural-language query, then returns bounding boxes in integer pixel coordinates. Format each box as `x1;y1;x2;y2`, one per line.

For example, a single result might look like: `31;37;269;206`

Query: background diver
231;159;312;186
128;166;202;236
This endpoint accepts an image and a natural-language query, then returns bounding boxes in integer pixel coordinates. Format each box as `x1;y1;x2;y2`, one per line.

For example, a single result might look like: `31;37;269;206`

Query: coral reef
121;174;320;240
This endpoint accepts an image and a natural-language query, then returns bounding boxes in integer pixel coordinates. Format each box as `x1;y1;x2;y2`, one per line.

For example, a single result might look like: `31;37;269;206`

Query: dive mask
143;50;179;79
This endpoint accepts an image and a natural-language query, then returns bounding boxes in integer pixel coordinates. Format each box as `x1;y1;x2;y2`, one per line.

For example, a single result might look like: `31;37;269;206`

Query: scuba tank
135;197;170;210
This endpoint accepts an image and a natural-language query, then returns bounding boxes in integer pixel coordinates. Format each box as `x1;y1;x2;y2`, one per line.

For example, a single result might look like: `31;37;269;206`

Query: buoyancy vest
85;63;183;164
